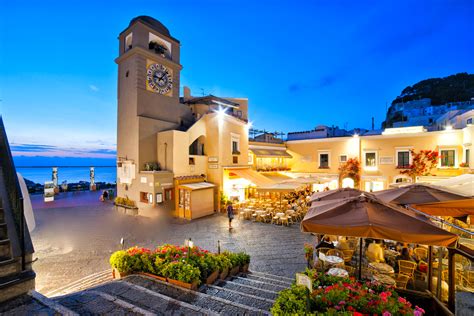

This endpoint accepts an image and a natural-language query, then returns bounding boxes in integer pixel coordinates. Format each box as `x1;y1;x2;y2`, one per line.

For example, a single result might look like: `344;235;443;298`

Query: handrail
0;116;26;270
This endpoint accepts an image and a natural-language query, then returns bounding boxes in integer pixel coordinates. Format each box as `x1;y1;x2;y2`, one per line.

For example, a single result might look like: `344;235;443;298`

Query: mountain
391;73;474;105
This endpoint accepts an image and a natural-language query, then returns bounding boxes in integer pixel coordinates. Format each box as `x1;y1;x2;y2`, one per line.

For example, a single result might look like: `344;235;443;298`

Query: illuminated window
440;149;455;167
365;152;377;167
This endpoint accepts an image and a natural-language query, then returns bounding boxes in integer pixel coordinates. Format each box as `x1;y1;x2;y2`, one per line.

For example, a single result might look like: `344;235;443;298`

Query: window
189;157;195;165
248;154;254;165
463;148;470;166
339;155;347;163
231;133;240;154
467;118;473;125
233;156;238;164
125;33;133;52
319;153;329;168
440;149;455;167
364;152;377;168
164;188;173;201
397;151;410;168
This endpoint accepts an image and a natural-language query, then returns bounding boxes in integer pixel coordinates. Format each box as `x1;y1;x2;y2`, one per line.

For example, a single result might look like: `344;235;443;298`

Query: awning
228;168;275;187
180;182;216;191
434;174;474;197
250;148;292;158
257;181;304;192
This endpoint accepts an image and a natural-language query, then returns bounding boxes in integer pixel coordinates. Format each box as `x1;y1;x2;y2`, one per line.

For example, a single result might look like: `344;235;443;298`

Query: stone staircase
0;200;35;303
37;270;292;315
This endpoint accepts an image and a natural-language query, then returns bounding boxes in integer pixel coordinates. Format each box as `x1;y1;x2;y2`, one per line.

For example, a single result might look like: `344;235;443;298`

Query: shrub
271;285;310;315
223;251;240;268
215;254;232;272
236;252;250;266
110;250;135;273
161;261;201;284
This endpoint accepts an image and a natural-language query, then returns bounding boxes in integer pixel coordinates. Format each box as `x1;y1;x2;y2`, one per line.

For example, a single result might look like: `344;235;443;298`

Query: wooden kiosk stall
174;176;216;220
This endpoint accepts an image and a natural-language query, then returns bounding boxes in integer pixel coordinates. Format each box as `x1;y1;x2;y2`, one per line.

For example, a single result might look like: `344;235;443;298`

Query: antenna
200;88;205;96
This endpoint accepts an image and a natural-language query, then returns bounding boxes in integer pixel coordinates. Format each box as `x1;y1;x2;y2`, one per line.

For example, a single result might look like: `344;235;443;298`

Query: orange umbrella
302;194;458;247
373;184;467;205
412;199;474;217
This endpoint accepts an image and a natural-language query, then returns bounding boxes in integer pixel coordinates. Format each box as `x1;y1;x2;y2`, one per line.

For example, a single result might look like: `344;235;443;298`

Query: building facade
116;16;473;218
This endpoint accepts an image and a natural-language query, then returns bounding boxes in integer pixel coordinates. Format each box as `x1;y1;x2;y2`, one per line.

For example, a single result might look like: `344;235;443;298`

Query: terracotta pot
112;268;129;279
240;264;249;273
167;278;198;291
139;272;166;282
219;268;229;280
230;266;240;276
206;270;219;285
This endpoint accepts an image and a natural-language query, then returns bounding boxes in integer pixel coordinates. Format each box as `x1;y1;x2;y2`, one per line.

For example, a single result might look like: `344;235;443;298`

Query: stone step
241;272;293;287
125;274;270;315
0;293;58;315
0;223;7;240
54;289;152;315
250;271;295;283
214;279;279;300
0;257;19;278
0;270;36;303
0;239;11;258
47;269;112;297
92;280;212;315
201;284;274;311
228;276;288;292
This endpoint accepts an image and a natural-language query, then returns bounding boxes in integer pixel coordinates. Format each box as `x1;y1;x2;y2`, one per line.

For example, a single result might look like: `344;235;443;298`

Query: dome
129;16;171;37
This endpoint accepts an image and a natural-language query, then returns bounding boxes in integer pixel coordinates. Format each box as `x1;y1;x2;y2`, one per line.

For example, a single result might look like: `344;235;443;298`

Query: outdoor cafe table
255;210;266;222
369;262;395;275
327;267;349;278
321;255;344;269
384;249;399;258
243;208;253;220
372;274;396;286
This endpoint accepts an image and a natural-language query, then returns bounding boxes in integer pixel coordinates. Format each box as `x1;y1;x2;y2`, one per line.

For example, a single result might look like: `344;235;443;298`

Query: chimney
371;117;374;130
183;86;191;100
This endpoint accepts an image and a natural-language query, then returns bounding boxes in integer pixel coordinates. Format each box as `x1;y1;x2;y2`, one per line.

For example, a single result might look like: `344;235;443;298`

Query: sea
16;166;117;185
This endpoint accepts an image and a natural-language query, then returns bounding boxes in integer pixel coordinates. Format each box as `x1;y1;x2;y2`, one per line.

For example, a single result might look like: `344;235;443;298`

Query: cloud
289;74;338;93
11;142;116;159
89;85;99;92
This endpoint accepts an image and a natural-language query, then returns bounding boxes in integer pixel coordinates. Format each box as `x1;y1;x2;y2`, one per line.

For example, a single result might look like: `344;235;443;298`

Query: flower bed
271;269;425;315
109;245;250;290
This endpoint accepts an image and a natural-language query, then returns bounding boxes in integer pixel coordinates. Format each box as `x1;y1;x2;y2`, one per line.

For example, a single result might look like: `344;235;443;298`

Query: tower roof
123;16;179;42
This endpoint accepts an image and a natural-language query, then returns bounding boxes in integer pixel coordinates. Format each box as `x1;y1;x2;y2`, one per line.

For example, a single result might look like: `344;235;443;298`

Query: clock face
146;63;173;95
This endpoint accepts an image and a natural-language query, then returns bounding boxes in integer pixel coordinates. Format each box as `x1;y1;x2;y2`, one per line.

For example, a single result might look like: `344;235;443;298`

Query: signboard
296;273;312;292
156;193;163;203
379;156;394;165
208;156;218;162
209;164;219;169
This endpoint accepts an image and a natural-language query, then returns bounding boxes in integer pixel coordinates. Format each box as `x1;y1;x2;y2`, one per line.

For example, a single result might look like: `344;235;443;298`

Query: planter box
139;272;166;282
230;266;240;276
115;204;139;216
167;278;198;291
240;264;249;273
112;268;129;279
219;268;229;280
206;270;219;285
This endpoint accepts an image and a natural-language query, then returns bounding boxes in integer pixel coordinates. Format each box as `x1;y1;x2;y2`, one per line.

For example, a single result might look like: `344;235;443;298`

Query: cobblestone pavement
31;194;312;295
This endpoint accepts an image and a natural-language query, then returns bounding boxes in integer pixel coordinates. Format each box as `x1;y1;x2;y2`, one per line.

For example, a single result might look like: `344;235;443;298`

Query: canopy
301;194;459;247
373;183;467;205
227;168;274;187
256;181;304;192
310;188;371;203
412;199;474;217
250;148;292;158
434;174;474;197
180;182;215;191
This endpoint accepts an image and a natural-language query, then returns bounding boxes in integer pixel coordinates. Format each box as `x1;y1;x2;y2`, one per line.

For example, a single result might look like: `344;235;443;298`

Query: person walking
226;201;234;230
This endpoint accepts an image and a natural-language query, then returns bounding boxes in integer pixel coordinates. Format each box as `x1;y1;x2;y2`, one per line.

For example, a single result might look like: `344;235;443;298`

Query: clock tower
115;16;193;201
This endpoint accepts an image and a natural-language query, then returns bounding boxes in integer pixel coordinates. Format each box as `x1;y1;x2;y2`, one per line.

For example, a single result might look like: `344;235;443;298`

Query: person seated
337;237;350;250
367;240;385;263
316;235;335;250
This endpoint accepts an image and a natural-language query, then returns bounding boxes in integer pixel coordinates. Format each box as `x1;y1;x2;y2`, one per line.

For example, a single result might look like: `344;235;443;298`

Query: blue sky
1;0;473;166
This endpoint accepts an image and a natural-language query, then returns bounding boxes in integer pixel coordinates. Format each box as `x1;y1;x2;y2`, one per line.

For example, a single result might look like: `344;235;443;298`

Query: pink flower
383;312;391;316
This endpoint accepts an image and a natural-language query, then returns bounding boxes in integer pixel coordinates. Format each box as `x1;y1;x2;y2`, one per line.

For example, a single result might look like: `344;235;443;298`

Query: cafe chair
342;250;355;263
414;247;428;261
398;260;417;286
394;273;410;289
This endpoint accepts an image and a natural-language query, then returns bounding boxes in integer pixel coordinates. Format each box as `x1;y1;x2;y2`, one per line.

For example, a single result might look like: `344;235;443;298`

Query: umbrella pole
358;238;363;280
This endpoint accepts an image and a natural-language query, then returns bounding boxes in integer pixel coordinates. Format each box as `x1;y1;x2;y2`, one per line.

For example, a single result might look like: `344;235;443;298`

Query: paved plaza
30;192;312;295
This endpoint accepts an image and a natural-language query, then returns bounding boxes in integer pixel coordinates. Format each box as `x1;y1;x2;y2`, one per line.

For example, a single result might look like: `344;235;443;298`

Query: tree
400;149;439;181
338;158;361;188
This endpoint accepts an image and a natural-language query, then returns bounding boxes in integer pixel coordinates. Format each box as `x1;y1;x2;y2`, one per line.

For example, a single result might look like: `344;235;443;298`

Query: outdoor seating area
301;184;474;313
235;187;312;226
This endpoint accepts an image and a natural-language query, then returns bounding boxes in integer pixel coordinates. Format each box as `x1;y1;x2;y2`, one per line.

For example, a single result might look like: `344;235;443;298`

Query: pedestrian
226;201;234;230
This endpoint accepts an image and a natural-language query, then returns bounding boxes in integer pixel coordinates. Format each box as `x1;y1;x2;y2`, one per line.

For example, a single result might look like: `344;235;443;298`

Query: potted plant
216;254;232;280
460;162;469;168
223;252;241;276
238;252;251;272
161;261;201;290
110;250;133;279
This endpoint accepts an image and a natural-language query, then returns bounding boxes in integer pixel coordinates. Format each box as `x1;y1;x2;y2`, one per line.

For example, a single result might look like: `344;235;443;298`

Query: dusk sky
1;0;473;166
